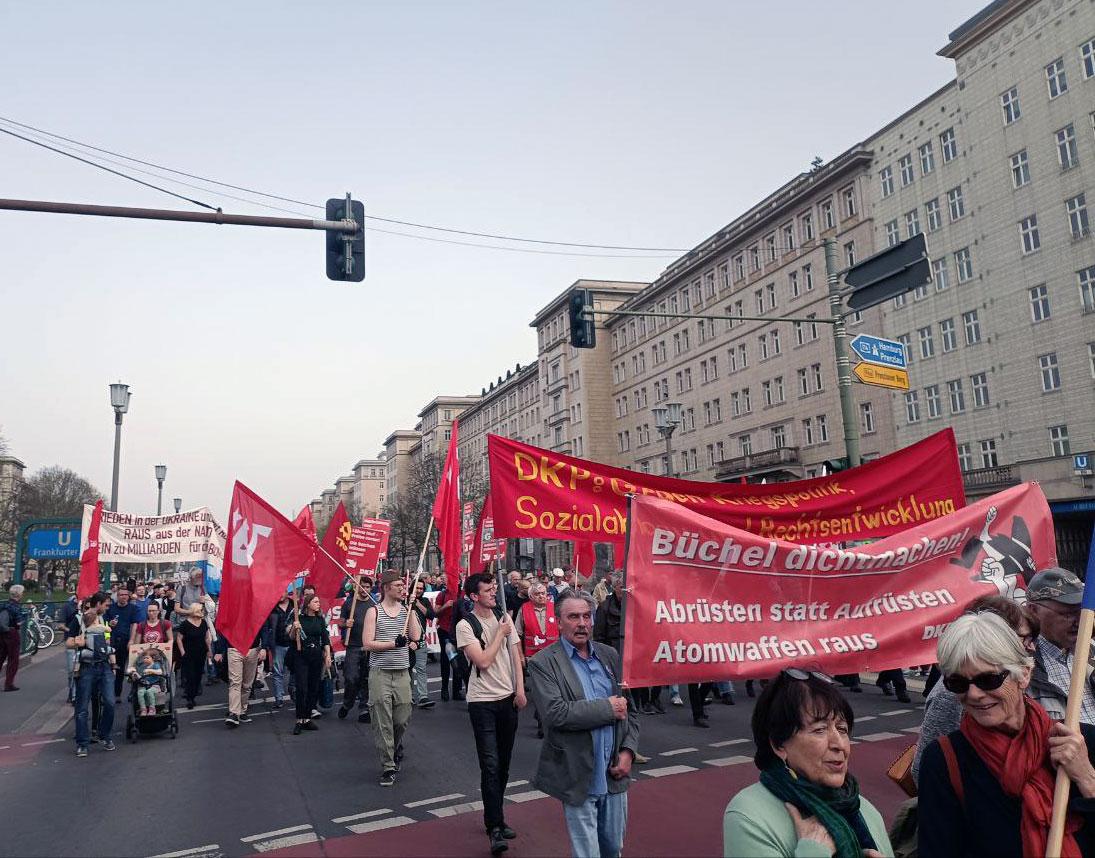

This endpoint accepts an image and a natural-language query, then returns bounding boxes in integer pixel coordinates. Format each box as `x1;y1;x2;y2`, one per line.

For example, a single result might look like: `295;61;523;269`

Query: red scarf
959;696;1082;858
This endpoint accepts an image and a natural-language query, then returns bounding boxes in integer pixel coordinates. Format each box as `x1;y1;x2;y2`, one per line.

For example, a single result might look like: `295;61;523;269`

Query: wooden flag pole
401;518;435;636
291;586;302;651
314;543;359;589
1047;606;1095;856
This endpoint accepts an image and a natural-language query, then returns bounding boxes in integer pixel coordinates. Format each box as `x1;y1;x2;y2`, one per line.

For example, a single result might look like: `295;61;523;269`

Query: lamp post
155;464;167;515
652;402;683;479
173;497;182;514
107;382;131;591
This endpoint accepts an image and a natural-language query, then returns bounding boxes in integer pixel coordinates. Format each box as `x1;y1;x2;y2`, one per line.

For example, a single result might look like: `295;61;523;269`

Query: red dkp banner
621;482;1054;686
488;429;965;545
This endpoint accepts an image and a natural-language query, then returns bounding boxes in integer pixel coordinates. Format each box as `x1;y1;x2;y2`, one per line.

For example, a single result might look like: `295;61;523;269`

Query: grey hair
9;584;24;599
529;582;547;596
938;611;1032;680
554;590;596;619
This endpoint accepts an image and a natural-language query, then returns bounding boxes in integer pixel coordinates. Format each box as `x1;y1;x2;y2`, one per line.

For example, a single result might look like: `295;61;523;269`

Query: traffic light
823;457;850;474
326;196;365;282
568;288;595;349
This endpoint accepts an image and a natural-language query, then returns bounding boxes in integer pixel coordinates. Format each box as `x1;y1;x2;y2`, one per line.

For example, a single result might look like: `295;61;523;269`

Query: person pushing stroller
132;648;167;716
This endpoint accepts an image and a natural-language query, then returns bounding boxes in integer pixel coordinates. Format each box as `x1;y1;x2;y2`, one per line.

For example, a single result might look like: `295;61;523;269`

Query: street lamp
652;403;682;478
108;382;131;512
155;464;167;515
173;497;182;514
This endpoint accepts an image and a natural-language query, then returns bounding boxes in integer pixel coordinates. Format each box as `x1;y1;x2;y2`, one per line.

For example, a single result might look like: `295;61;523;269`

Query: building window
1039;353;1062;391
957;443;973;472
766;234;777;263
941;127;958;162
1089;342;1095;377
971;372;990;408
738;344;748;369
940;318;957;352
898;154;914;186
897;333;911;361
1029;284;1051;322
758;333;769;361
718;263;730;292
842;186;857;218
919;141;935;175
1057;124;1079;169
771;425;787;449
1001;86;1021;124
771;327;782;355
1050;425;1071;457
1067;194;1090;239
860;402;875;434
762;380;773;407
754;290;764;315
789;270;800;299
844;241;856;267
817;415;829;443
955;247;973;282
750;245;761;272
926;385;942;418
963;310;982;345
782;223;795;253
1080;266;1095;312
798;367;809;395
739;434;752;456
1046;58;1068;99
948;379;966;414
1019;215;1041;254
913;283;928;301
1010;150;1031;188
705;271;716;298
905;391;921;423
933;257;950;291
980;439;998;468
925;198;942;232
734;254;745;280
766;282;777;310
948;186;966;221
801;212;815;242
803;264;813;291
905;209;921;238
811;363;823;391
802;417;814;446
885;219;899;247
918;326;935;359
821;199;835;230
1082;38;1095;79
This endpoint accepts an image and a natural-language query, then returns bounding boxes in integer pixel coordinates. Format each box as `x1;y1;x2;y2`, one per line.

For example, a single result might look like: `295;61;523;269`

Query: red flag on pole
77;500;104;599
575;540;596;576
312;501;351;599
218;482;318;651
293;506;317;542
432;419;462;594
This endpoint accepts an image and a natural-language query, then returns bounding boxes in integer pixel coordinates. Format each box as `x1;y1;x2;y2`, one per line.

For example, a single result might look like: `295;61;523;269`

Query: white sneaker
670;695;684;706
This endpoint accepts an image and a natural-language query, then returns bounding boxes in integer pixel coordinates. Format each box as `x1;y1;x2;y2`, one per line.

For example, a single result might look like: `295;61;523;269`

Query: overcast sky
1;1;984;519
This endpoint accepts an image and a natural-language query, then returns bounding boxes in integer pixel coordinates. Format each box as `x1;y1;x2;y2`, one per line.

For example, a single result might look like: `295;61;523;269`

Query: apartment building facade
458;361;541;487
605;152;897;483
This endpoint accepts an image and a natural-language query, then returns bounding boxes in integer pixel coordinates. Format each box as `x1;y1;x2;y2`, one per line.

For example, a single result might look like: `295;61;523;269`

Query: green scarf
760;762;877;858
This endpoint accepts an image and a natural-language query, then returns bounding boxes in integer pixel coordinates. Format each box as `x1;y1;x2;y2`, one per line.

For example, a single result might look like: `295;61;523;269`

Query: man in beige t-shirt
456;571;526;855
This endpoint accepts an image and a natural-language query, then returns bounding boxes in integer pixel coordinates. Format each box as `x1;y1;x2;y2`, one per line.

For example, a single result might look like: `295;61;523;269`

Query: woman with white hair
918;611;1095;857
0;584;26;691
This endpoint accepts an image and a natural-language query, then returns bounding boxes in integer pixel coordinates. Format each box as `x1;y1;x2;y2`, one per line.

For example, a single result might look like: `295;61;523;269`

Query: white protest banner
80;504;227;570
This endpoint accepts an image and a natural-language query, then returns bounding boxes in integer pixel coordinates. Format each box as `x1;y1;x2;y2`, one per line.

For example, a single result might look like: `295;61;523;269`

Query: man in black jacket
338;574;375;723
269;596;293;708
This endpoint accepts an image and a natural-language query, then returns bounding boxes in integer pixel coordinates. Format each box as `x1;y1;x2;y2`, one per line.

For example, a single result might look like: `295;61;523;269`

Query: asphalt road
0;645;925;857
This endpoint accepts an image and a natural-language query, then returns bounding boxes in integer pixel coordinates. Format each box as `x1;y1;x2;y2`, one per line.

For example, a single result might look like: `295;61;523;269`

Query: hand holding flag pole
1048;524;1095;857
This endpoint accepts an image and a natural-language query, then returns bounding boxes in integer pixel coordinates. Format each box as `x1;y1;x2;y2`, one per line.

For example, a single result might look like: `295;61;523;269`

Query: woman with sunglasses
919;611;1095;857
911;594;1038;784
723;670;892;857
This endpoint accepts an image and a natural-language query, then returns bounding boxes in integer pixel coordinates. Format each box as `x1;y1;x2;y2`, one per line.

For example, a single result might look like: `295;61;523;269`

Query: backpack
462;605;504;677
80;628;113;665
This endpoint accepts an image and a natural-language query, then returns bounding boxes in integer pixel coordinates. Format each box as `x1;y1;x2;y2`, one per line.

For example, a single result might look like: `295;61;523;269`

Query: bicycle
30;607;56;648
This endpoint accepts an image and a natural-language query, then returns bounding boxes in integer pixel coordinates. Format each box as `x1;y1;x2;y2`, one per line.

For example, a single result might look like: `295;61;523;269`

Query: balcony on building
714;446;802;482
546;408;571;427
962;464;1020;496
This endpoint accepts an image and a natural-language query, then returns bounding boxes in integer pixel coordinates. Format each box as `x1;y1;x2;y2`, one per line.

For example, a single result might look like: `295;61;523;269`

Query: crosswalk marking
347;816;415;834
241;825;312;843
506;779;529;789
641;765;697;778
332;809;392;824
148;846;220;858
507;789;549;803
880;708;913;716
660;747;697;756
703;756;752;767
708;738;749;748
856;731;904;742
429;800;484;818
405;793;464;808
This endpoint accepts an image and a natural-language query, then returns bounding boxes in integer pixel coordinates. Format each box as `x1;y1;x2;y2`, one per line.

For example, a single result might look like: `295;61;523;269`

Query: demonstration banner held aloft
345;518;391;573
621;482;1054;686
488;429;965;546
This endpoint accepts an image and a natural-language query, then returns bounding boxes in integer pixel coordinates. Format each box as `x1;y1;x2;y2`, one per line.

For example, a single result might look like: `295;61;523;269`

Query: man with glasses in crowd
1024;566;1095;722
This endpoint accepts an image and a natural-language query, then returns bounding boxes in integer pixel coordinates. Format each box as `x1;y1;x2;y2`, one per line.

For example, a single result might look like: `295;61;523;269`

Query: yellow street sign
853;362;910;390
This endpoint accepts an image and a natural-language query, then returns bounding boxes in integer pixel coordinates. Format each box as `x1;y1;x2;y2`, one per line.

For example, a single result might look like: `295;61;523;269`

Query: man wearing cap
1025;566;1095;722
548;569;569;602
363;569;422;787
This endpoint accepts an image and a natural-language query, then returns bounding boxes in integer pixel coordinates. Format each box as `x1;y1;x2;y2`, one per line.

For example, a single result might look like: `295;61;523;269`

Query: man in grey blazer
527;590;640;858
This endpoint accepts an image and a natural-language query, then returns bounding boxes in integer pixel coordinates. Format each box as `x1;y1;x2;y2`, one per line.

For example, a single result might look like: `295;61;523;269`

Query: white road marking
660;747;697;756
405;793;464;808
148;846;221;858
856;715;876;722
703;756;752;767
708;738;749;748
428;800;484;818
250;833;320;852
902;726;922;734
347;816;416;834
192;711;273;725
506;789;549;803
0;745;10;750
506;779;529;789
240;824;312;843
857;731;904;742
641;765;697;778
332;809;392;824
20;738;66;747
880;708;913;716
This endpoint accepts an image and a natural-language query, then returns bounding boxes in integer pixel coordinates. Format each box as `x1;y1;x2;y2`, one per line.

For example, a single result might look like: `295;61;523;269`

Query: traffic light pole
823;237;862;469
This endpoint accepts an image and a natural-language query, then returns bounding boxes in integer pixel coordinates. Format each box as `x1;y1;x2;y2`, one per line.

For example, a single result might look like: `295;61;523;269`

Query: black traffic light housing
326;196;365;282
568;288;595;348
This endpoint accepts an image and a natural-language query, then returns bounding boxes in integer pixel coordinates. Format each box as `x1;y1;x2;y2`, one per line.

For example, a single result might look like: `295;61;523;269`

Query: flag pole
291;586;302;652
1048;526;1095;857
401;517;435;636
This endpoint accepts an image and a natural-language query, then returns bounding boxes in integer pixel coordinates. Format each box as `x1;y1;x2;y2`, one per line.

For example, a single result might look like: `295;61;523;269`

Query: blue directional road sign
27;527;81;559
850;334;908;370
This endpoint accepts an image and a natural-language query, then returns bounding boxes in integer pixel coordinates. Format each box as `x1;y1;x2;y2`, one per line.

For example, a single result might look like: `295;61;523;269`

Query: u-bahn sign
27;527;81;559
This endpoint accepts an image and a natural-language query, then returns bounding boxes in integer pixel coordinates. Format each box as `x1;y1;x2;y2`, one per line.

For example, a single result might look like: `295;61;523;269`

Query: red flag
312;501;351;599
218;481;318;651
293;506;317;542
432;419;462;594
575;540;596;574
77;500;104;599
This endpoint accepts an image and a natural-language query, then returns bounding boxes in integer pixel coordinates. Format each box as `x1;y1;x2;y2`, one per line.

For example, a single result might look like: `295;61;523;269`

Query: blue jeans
74;663;115;747
271;645;288;702
563;792;628;858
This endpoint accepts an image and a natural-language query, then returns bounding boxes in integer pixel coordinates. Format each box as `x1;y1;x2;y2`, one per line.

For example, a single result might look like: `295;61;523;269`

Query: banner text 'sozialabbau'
487;429;966;545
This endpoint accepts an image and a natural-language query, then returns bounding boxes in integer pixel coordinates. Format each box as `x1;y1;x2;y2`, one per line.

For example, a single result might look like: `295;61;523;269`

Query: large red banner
621;482;1054;685
488;430;965;545
346;519;391;574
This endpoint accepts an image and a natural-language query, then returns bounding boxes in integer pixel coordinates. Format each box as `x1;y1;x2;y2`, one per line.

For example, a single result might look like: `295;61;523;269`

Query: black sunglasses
783;668;834;684
943;669;1010;694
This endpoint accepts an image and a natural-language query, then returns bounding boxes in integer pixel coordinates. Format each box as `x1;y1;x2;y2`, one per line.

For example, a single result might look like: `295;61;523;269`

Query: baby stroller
124;643;179;743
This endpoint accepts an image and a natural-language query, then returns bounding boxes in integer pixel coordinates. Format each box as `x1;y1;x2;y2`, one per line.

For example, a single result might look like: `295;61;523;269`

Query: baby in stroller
132;648;167;716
